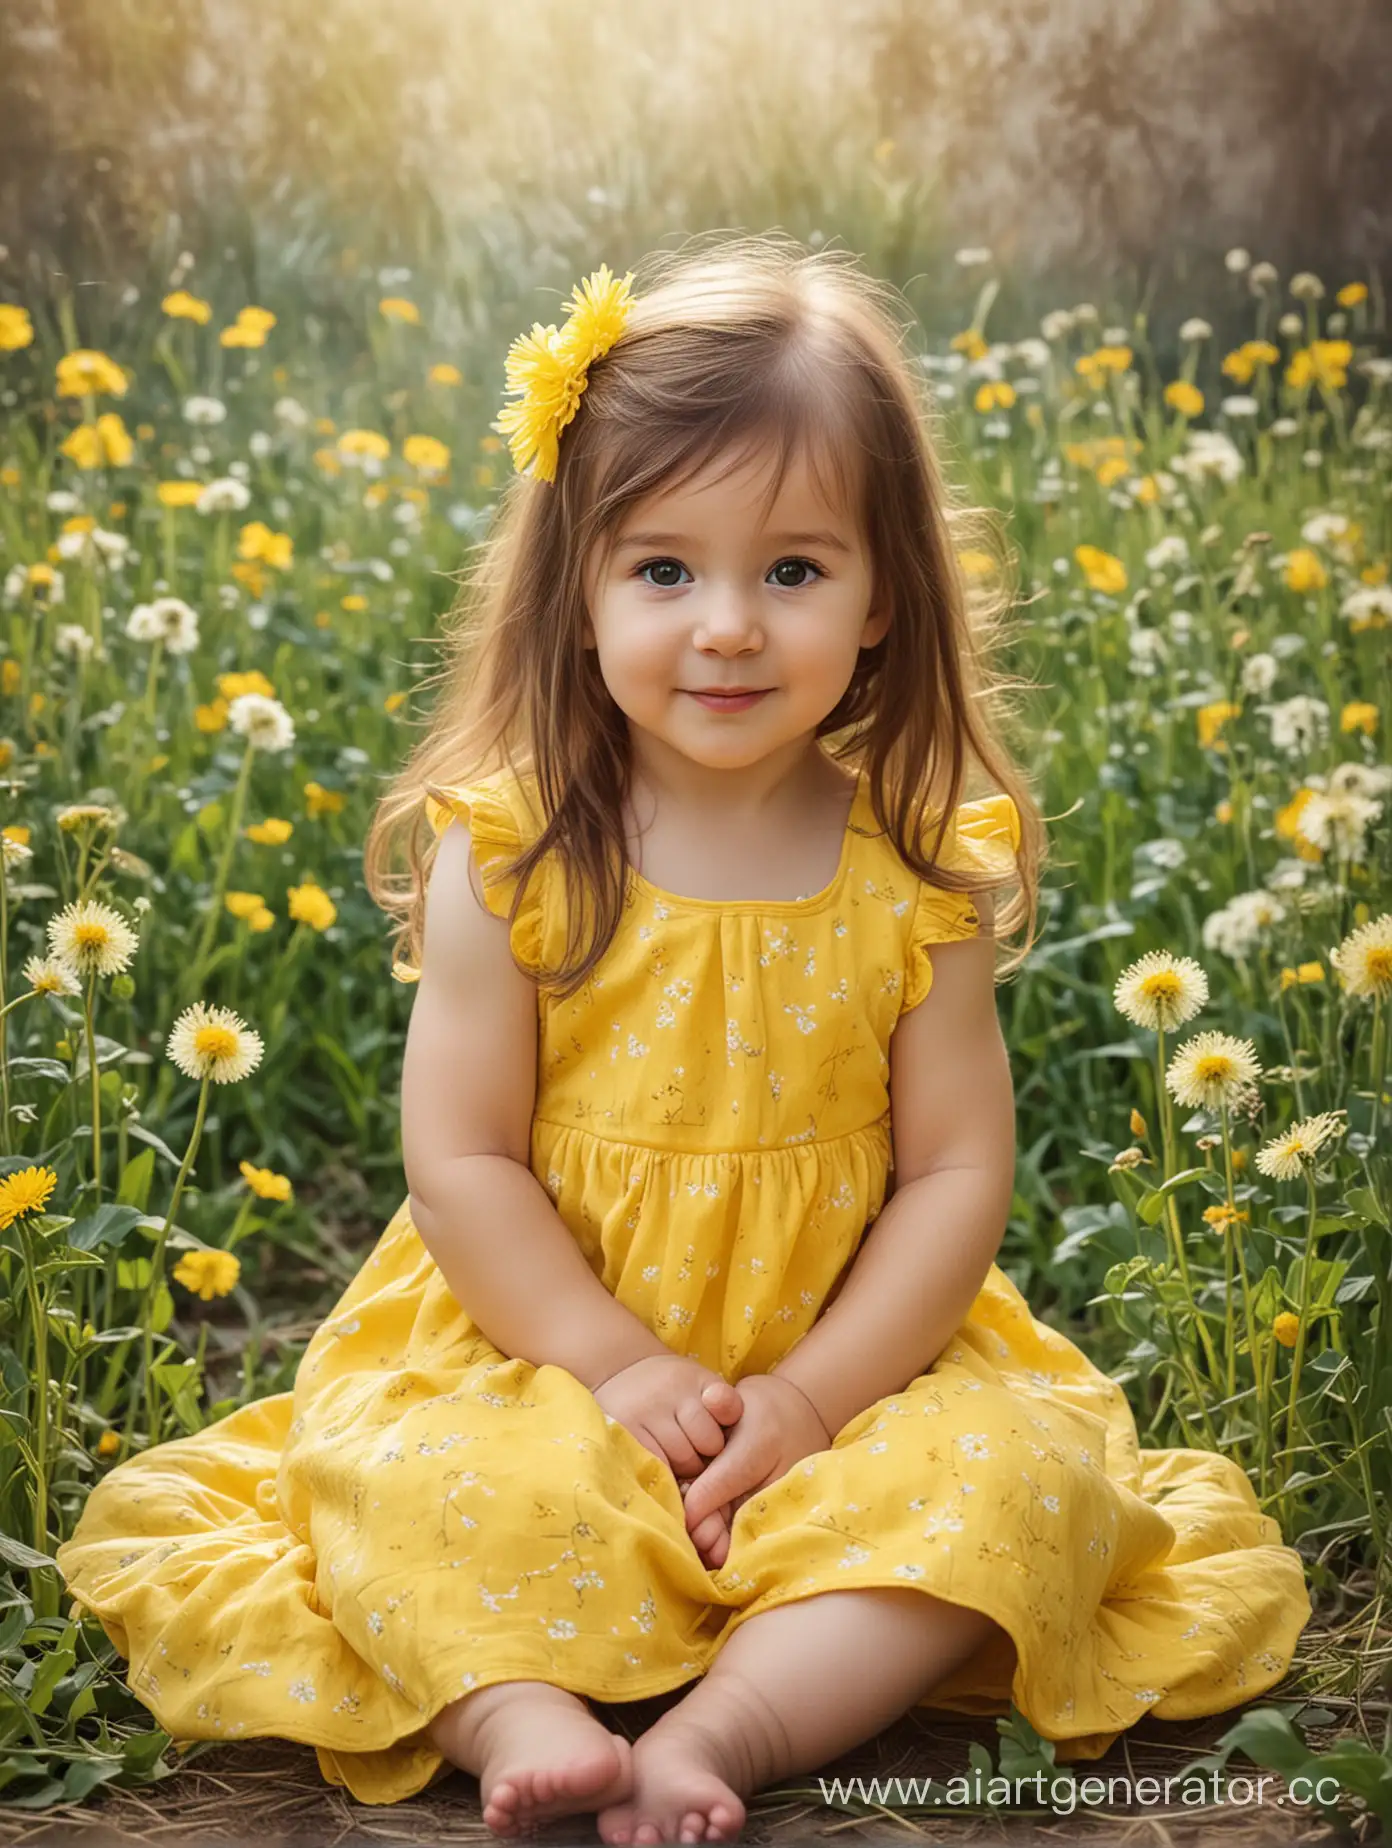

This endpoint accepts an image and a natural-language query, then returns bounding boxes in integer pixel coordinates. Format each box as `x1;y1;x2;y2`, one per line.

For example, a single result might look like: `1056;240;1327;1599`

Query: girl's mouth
685;690;771;712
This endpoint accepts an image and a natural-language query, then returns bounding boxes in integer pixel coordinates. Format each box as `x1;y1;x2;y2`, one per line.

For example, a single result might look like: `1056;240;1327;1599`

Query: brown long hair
363;230;1045;1001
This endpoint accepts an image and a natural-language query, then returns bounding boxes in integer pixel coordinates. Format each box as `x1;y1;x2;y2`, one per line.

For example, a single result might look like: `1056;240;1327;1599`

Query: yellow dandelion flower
1272;1312;1300;1348
0;1164;59;1229
428;362;462;386
1286;340;1351;391
173;1248;242;1301
384;690;407;714
157;480;204;508
249;906;275;932
245;817;293;845
287;881;337;931
974;380;1016;413
402;433;450;475
337;428;391;463
195;698;230;732
0;305;35;351
1197;699;1241;751
1284;548;1327;594
304;781;346;819
224;890;267;920
379;297;421;325
217;669;276;701
951;329;989;360
56;350;128;399
1336;282;1368;307
96;1430;121;1457
495;263;636;484
1074;544;1128;595
239;1159;293;1202
1340;701;1377;735
162;291;212;325
1164;380;1204;419
1165;1031;1262;1110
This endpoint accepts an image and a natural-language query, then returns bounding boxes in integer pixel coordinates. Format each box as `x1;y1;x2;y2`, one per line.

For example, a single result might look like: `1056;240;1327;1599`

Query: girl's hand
679;1374;832;1569
592;1350;744;1484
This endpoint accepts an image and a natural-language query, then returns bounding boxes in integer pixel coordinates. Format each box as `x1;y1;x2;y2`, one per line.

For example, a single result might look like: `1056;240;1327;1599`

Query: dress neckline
625;766;869;914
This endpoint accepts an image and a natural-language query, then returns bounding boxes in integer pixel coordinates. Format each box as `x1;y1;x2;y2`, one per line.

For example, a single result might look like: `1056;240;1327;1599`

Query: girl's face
582;443;889;778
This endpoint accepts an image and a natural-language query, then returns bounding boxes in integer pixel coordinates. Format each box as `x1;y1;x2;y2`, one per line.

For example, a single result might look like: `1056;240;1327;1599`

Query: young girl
57;235;1311;1846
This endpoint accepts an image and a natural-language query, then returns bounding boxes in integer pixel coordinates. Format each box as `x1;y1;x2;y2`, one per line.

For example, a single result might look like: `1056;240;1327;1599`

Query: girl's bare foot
597;1718;746;1845
429;1680;634;1837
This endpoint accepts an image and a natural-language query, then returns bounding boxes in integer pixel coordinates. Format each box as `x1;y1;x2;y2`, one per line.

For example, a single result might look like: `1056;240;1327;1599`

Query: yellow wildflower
173;1248;241;1301
1340;701;1377;735
1272;1312;1300;1348
0;1164;59;1228
384;690;407;714
195;698;230;732
245;818;293;845
428;362;462;386
217;670;276;701
304;781;345;819
950;329;988;361
0;305;35;351
379;297;421;325
1221;341;1279;385
1197;700;1241;751
96;1430;121;1457
56;350;128;398
224;891;267;920
61;413;133;470
161;291;212;325
340;593;367;612
1284;549;1327;594
157;480;204;508
1286;340;1352;391
240;1160;293;1202
402;433;450;474
1074;544;1127;595
973;380;1015;413
1336;282;1368;308
1164;380;1204;418
237;521;293;570
288;881;337;931
337;428;391;463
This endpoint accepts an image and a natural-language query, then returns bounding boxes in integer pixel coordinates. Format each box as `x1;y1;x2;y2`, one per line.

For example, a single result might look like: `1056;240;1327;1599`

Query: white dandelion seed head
196;477;252;514
182;395;227;426
227;692;296;753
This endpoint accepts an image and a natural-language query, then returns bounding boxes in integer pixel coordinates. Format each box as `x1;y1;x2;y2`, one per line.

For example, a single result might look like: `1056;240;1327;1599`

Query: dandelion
1272;1312;1300;1348
1295;788;1381;858
1329;914;1392;1000
402;434;450;476
166;1002;264;1085
288;880;337;931
126;597;200;654
428;362;462;386
162;291;212;324
1164;380;1204;418
0;1165;58;1228
1114;951;1208;1033
379;297;421;324
56;350;128;399
1165;1032;1262;1111
0;304;35;350
196;478;252;514
47;900;139;978
1254;1111;1347;1182
182;395;227;425
236;521;293;569
228;693;296;753
337;429;392;466
1268;696;1329;758
62;414;133;470
23;954;82;997
240;1160;293;1201
173;1248;241;1301
1074;544;1127;594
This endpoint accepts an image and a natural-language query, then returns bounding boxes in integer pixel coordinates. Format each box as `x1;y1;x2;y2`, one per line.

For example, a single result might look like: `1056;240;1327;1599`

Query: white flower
228;692;295;752
1011;337;1051;372
1301;512;1351;547
125;596;200;654
954;246;993;268
24;953;82;996
1180;317;1212;341
54;622;97;661
1270;417;1299;438
1040;309;1074;342
182;395;227;425
1289;271;1325;301
196;477;251;514
1201;890;1287;960
1;837;32;870
47;899;139;977
1221;395;1259;417
1225;247;1252;274
1268;695;1329;758
1330;913;1392;1000
1359;356;1392;385
273;396;311;428
1255;1110;1346;1182
1329;761;1392;801
1114;950;1208;1031
1166;1031;1262;1110
1248;261;1279;292
1279;312;1304;338
1170;430;1245;484
1295;789;1381;858
166;1000;264;1084
1239;652;1278;696
46;490;82;514
1144;536;1189;572
1340;586;1392;627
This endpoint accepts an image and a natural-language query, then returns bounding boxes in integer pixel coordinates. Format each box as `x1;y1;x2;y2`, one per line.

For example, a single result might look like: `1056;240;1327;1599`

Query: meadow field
0;235;1389;1831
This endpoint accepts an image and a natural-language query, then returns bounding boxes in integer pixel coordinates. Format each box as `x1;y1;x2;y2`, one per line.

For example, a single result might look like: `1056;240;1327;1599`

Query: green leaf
0;1531;57;1572
117;1146;156;1212
65;1205;146;1252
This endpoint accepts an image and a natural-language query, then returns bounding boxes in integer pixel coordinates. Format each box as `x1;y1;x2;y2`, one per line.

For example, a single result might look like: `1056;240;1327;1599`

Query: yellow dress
56;762;1311;1807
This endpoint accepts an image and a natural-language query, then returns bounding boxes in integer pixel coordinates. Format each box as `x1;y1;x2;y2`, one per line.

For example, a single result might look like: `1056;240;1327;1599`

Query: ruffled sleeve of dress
391;770;547;983
902;791;1021;1012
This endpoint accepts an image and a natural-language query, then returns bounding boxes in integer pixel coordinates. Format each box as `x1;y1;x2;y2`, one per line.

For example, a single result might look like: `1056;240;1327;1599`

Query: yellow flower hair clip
493;263;637;483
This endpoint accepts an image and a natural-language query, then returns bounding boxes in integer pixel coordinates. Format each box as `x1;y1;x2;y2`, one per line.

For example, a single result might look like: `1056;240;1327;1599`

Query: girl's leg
598;1587;1003;1846
429;1680;634;1837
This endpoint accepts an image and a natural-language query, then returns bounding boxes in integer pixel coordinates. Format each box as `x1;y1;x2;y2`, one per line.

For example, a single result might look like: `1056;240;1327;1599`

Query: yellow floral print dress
56;762;1311;1807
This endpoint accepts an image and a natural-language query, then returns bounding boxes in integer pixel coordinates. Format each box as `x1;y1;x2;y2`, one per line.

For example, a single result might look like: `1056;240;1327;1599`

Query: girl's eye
633;557;826;591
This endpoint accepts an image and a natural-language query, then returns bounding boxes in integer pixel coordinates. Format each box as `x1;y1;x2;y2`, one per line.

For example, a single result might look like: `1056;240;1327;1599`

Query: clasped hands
592;1353;831;1569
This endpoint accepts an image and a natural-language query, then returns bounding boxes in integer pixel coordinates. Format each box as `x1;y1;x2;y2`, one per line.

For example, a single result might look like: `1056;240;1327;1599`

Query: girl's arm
769;906;1015;1438
401;818;668;1392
